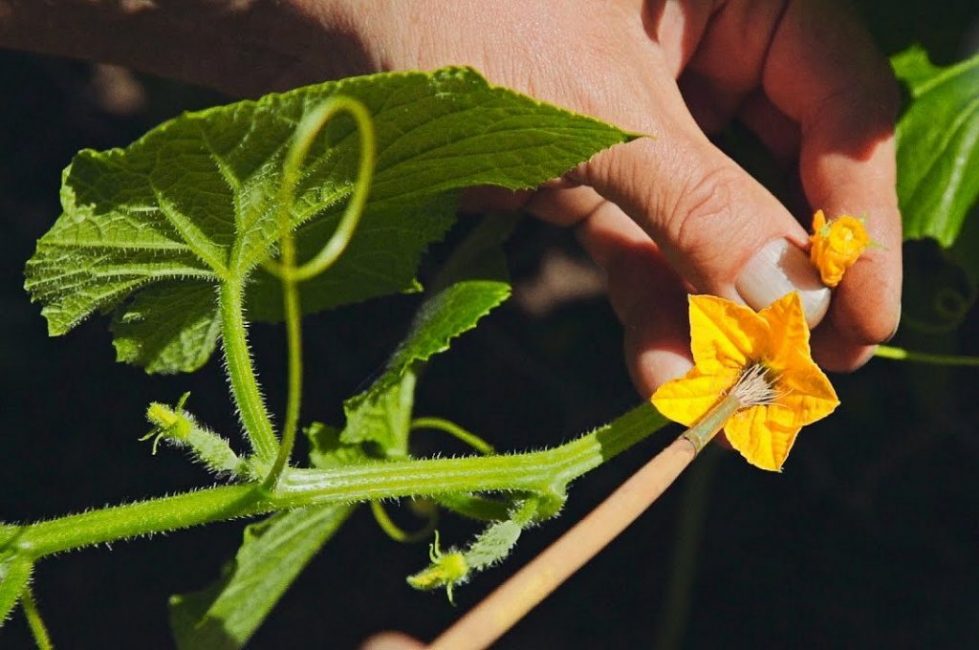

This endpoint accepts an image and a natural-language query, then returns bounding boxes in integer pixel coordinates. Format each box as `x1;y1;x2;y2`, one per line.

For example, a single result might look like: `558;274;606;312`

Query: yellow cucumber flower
651;293;839;471
809;210;869;287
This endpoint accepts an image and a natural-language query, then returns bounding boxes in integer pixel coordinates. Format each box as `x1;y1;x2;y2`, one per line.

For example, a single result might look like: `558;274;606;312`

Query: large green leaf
894;46;979;247
25;67;634;374
169;504;354;650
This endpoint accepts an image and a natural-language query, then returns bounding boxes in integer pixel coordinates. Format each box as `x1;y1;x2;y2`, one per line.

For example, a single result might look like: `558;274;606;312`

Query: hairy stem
875;344;979;366
263;96;376;489
262;270;303;490
219;279;278;462
370;500;438;543
412;417;495;455
20;586;53;650
3;405;666;561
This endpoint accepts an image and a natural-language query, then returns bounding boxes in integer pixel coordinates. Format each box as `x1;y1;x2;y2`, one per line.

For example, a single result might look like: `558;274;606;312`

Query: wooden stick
427;437;697;650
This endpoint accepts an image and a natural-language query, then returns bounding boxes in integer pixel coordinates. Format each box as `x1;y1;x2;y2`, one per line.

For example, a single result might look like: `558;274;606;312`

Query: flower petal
724;404;803;471
775;361;839;425
688;295;768;373
809;213;869;288
812;209;827;234
650;368;739;427
759;292;811;370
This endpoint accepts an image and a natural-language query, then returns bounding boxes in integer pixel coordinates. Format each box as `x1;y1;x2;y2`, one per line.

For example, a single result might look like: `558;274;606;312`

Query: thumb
571;134;830;327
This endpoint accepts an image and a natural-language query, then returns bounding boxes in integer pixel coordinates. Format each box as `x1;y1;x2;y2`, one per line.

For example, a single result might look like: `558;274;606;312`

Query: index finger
761;0;902;345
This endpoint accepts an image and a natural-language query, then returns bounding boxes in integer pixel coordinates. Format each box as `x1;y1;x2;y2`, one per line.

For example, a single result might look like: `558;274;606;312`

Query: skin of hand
0;0;901;393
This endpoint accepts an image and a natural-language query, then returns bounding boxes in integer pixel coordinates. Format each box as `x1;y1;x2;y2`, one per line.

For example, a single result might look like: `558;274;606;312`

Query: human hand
1;0;902;393
328;0;901;393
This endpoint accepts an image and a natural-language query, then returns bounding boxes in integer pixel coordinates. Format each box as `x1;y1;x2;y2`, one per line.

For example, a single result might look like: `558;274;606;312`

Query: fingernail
735;239;830;328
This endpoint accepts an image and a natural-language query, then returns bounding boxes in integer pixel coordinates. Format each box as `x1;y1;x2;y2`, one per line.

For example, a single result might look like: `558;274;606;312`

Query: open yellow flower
651;292;839;471
809;210;869;287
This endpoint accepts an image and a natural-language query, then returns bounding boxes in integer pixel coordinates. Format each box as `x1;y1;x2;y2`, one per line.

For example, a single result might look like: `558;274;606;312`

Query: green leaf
169;505;354;650
167;421;369;649
341;364;418;455
0;555;32;625
894;46;979;247
26;67;634;373
112;283;221;374
342;279;511;452
245;196;455;321
304;421;370;468
341;214;517;453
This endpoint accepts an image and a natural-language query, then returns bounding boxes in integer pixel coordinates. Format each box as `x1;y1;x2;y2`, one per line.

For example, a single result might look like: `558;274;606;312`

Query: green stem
412;417;495;455
219;279;278;462
20;586;53;650
288;98;375;282
263;96;376;489
434;494;511;522
9;486;262;559
262;269;302;490
370;500;438;543
5;404;666;561
875;344;979;367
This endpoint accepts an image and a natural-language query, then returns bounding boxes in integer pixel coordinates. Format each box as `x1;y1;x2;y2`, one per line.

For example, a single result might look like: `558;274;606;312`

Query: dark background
1;2;978;648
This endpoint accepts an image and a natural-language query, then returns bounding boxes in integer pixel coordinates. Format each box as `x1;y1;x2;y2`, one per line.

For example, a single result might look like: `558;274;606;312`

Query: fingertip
828;242;903;345
811;322;879;372
360;632;424;650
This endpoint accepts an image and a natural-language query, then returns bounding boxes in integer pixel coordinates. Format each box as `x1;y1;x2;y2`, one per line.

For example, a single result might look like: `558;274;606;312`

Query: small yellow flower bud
809;210;870;288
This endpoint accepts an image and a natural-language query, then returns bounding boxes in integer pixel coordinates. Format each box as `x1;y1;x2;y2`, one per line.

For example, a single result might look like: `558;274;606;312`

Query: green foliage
892;46;979;328
895;46;979;249
24;67;633;375
169;505;354;650
111;283;222;374
342;279;511;452
170;214;519;644
305;422;370;469
0;556;32;624
342;212;516;453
